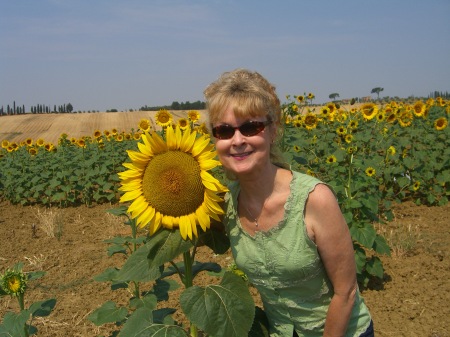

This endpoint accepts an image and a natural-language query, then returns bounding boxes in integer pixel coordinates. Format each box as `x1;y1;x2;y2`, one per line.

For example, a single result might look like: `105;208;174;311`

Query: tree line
139;100;206;111
0;102;74;116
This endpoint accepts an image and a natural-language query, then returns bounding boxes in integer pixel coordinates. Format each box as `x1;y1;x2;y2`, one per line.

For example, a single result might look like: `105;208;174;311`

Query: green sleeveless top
224;171;372;337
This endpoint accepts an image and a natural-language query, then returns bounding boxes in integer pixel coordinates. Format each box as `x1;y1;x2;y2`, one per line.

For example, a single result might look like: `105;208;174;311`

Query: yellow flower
1;140;9;149
28;147;38;155
116;134;124;142
188;110;201;123
177;118;190;130
111;128;118;135
138;119;152;132
387;146;396;156
133;132;142;140
348;120;358;129
434;117;448;131
307;92;315;100
119;126;228;240
293;119;302;128
413;181;420;191
365;167;376;177
36;138;45;147
25;138;33;146
155;109;173;128
296;95;305;103
45;143;54;152
412;101;426;117
94;130;102;139
376;112;385;122
293;145;301;152
336;126;347;136
303;112;318;130
344;134;353;143
1;269;27;296
77;139;86;148
360;103;379;120
326;155;337;164
398;110;413;127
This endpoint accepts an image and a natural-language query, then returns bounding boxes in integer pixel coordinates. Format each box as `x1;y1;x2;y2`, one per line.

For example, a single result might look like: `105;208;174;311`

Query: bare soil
0;201;449;337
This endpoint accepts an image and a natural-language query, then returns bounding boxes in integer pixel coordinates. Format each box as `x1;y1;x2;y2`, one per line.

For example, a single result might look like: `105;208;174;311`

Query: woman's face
213;105;274;178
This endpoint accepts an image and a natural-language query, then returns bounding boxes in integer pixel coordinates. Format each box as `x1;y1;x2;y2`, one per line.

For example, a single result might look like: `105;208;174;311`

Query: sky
1;0;450;112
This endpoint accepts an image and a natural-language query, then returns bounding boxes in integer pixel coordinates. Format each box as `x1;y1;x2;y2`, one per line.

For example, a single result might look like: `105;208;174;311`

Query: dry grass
35;208;64;239
376;222;422;258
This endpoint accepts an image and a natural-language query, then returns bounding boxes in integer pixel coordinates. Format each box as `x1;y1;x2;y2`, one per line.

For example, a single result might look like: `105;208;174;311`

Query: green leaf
114;243;162;283
0;310;30;337
354;244;366;275
373;234;391;256
248;306;270;337
119;306;185;337
106;206;129;217
93;267;120;282
366;256;384;279
87;301;128;326
107;244;128;257
147;230;194;269
29;298;57;317
129;293;158;311
350;222;376;249
26;270;46;281
180;272;255;337
198;227;230;255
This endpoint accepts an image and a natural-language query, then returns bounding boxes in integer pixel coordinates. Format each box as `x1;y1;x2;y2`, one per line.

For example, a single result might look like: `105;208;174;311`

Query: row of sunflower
0;109;207;207
282;96;449;285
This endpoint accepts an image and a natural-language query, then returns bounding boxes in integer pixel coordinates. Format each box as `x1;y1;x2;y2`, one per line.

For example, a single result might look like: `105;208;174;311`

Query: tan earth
0;201;448;337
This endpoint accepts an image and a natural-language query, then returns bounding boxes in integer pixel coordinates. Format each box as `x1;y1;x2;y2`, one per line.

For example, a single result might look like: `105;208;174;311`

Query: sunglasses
212;120;272;140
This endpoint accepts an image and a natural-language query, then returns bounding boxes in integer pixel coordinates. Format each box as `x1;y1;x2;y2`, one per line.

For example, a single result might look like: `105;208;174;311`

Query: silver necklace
243;195;272;227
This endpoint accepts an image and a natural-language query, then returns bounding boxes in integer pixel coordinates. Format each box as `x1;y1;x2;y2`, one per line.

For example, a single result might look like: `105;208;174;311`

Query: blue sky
1;0;449;111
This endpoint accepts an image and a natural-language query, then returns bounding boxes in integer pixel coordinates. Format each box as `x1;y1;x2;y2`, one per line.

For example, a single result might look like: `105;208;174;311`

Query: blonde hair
204;68;288;174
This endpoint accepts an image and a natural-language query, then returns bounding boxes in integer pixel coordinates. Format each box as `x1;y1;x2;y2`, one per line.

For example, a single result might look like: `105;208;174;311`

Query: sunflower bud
1;269;27;297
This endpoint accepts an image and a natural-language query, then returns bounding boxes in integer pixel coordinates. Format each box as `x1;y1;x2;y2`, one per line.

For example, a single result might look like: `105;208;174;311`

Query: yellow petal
119;180;142;191
118;169;142;180
179;216;190;240
166;126;177;150
120;189;142;202
180;129;197;152
191;136;211;157
196;206;210;231
127;150;151;164
199;159;221;171
136;206;155;227
137;141;153;157
149;131;168;153
128;195;148;218
147;212;162;234
188;213;198;238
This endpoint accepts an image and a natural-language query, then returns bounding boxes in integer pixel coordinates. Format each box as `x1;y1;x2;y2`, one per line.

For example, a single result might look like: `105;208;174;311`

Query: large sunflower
119;126;227;240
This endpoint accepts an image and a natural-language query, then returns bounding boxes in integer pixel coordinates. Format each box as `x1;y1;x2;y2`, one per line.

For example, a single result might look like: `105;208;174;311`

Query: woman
204;69;374;337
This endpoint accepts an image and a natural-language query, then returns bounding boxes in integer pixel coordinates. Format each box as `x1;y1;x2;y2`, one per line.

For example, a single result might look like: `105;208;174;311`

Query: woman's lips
230;151;252;160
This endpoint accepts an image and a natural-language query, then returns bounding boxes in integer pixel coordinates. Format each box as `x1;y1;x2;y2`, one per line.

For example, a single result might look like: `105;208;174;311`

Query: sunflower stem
183;250;198;337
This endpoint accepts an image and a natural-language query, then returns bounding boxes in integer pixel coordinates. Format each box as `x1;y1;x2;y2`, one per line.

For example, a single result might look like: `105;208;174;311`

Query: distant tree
371;87;384;99
67;103;73;113
329;93;340;101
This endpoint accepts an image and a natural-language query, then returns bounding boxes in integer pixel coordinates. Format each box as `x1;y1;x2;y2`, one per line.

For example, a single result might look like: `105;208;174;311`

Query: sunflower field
0;100;449;335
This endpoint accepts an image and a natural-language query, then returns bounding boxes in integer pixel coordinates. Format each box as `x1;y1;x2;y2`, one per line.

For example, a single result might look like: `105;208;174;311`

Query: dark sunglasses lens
214;125;235;139
240;122;264;136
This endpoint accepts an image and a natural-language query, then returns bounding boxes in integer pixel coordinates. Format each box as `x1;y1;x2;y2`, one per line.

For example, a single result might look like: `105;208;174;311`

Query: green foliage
282;100;449;285
0;263;56;336
89;208;260;337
